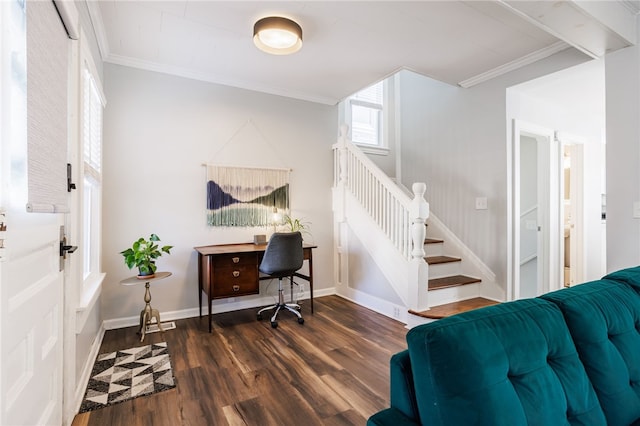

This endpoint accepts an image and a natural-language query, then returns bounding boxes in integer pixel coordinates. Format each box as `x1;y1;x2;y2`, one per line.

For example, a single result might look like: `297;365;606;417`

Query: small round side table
120;271;171;342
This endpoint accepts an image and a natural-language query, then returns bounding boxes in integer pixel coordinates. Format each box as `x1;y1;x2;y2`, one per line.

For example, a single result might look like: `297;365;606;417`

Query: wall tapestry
206;165;290;227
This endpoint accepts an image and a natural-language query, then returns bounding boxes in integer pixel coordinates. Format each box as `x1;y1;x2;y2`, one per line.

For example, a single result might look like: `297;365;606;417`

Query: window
341;79;391;156
350;81;384;146
1;0;28;207
81;59;105;283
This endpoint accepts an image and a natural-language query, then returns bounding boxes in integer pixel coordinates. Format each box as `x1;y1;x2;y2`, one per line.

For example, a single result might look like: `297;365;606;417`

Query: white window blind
26;0;69;213
352;82;383;106
350;81;384;146
83;68;104;183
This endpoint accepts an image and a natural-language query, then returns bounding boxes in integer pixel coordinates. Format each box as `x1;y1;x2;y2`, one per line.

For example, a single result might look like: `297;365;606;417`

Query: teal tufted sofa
368;267;640;426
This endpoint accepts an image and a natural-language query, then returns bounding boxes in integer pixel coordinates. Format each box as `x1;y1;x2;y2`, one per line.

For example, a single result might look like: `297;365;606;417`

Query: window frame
77;31;105;317
346;80;390;156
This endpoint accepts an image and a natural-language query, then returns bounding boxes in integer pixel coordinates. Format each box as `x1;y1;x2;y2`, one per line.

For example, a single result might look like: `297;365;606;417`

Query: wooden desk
194;242;317;332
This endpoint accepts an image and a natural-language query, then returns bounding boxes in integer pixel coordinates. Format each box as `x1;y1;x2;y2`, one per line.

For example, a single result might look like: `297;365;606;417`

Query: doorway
511;120;584;300
559;138;585;288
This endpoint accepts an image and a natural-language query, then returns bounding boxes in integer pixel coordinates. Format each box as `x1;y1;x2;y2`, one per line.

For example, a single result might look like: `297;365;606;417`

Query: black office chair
257;232;304;328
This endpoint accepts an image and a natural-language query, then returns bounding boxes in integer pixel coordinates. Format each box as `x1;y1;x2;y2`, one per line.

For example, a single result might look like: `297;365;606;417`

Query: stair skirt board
409;297;499;319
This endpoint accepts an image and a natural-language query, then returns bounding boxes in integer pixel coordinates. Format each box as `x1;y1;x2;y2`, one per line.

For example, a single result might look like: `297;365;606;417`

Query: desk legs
197;254;213;333
198;254;203;318
308;249;314;314
139;282;163;342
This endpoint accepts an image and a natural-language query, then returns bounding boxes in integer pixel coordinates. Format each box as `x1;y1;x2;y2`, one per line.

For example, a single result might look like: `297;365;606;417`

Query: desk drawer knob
233;271;240;277
232;257;240;263
233;285;240;292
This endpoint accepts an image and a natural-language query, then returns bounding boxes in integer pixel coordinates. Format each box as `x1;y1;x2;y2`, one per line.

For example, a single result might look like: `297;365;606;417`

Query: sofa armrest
367;407;421;426
389;350;419;421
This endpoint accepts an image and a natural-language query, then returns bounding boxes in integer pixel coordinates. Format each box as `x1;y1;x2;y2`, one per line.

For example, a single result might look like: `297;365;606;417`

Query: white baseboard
73;322;106;416
336;286;408;325
103;287;337;330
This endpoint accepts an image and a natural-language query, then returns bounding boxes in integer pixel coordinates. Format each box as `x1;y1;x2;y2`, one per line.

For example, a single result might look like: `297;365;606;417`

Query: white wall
605;20;640;271
101;64;337;322
398;48;589;290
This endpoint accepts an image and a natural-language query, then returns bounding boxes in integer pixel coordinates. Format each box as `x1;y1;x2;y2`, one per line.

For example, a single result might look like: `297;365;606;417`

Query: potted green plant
282;214;311;238
120;234;173;279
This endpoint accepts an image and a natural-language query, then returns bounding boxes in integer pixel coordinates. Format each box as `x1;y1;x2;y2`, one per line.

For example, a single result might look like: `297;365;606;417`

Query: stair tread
429;274;481;291
425;238;444;244
409;297;499;319
425;255;461;265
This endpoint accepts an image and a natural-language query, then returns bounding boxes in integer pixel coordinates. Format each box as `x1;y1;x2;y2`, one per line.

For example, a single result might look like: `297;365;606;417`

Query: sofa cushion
367;407;420;426
604;265;640;291
541;279;640;426
406;298;605;426
389;350;419;421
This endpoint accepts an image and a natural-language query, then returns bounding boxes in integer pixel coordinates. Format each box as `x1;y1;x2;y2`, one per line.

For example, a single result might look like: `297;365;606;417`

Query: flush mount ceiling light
253;16;303;55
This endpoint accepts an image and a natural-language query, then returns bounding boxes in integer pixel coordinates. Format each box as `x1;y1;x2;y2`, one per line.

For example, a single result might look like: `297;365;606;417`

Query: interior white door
512;120;561;300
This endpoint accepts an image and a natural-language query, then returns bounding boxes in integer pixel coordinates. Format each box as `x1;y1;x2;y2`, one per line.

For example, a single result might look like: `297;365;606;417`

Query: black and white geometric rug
79;342;176;413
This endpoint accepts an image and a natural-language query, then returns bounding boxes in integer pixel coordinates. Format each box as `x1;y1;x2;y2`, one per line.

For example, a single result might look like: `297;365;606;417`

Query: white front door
1;1;69;424
0;212;65;426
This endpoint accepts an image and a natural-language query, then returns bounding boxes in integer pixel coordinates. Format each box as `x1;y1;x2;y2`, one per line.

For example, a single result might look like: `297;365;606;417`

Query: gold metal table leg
139;281;163;342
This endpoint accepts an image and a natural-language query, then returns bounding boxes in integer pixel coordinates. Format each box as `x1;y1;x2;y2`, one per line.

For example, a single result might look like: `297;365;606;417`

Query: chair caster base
271;321;278;328
298;317;304;324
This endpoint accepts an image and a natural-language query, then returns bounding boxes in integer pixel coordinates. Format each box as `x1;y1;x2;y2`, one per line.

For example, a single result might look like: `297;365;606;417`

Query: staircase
407;232;498;323
332;127;503;327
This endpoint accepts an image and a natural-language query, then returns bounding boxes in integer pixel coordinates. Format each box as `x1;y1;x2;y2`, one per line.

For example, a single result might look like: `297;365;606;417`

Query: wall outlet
227;297;235;303
299;283;305;293
475;197;488;210
634;201;640;219
393;306;400;319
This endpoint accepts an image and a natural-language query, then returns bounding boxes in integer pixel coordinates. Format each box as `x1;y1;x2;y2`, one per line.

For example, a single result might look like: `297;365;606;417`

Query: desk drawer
211;253;258;298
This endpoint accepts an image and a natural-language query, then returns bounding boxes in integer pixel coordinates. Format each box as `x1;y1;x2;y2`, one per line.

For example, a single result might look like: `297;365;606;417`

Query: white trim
458;41;570;88
71;321;105;423
103;287;336;330
336;286;408;325
354;144;390;156
75;272;105;333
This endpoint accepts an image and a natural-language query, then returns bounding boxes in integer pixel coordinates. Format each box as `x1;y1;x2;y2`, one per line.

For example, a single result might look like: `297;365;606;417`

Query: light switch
634;201;640;219
475;197;488;210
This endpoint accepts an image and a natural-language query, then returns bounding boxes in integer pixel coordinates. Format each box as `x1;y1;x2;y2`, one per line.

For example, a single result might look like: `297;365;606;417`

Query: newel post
408;182;429;312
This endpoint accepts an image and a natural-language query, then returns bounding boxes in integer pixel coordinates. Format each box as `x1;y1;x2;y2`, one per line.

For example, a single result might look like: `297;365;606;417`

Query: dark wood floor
71;295;408;426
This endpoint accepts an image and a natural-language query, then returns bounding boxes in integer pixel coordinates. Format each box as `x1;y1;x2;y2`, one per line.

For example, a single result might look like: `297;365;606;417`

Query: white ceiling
89;1;638;105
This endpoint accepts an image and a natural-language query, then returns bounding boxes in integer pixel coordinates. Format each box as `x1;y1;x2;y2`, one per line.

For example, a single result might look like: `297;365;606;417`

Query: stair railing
332;125;429;312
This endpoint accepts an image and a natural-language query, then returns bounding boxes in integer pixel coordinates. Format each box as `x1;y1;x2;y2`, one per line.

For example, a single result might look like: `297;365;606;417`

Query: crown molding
104;53;339;106
458;41;570;88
